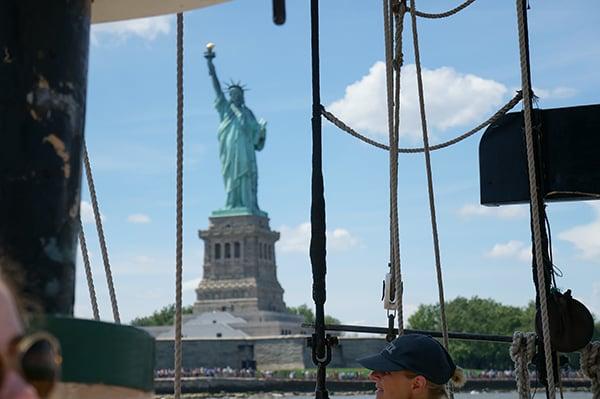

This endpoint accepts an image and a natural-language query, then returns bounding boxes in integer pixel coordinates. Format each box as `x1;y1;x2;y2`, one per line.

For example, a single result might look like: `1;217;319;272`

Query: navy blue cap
356;334;456;385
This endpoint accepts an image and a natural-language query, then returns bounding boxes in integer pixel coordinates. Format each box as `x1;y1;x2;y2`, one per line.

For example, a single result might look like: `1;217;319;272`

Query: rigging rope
174;12;184;399
515;0;556;397
392;0;407;334
78;218;100;320
412;0;477;19
82;139;120;323
408;4;451;398
510;332;537;399
382;0;404;334
581;342;600;399
321;92;522;153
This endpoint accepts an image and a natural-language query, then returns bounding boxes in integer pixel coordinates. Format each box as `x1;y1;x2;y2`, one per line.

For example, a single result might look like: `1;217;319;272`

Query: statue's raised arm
204;43;223;99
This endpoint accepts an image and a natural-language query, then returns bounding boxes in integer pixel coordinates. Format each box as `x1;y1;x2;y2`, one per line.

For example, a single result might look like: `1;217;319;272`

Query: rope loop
410;0;477;19
510;332;536;399
321;92;522;154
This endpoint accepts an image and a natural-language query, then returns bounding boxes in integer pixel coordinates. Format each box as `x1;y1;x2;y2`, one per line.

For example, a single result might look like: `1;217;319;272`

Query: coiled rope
321;91;522;153
510;332;537;399
174;11;185;399
581;342;600;399
82;140;120;323
515;0;555;397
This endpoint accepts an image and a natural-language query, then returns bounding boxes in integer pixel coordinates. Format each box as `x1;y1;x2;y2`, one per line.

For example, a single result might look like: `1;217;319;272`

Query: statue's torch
205;42;216;59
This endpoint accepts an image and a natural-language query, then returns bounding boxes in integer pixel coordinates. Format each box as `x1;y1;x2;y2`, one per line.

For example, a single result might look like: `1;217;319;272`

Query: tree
131;304;194;326
287;304;341;325
408;297;535;370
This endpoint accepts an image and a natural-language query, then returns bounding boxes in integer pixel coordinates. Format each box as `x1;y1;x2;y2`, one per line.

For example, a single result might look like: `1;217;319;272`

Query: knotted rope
174;12;184;399
321;92;522;153
510;332;536;399
78;218;100;320
82;140;120;323
581;342;600;399
515;1;555;397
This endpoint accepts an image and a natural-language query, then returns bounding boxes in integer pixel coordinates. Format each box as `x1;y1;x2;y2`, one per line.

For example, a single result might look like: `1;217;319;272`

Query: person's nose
0;371;40;399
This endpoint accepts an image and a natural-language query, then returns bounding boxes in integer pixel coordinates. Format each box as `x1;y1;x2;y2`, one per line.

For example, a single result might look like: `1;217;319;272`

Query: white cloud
328;62;507;142
458;203;527;220
127;213;151;224
183;278;201;292
91;15;172;44
80;200;104;224
533;86;577;100
278;222;360;254
559;203;600;261
486;240;531;262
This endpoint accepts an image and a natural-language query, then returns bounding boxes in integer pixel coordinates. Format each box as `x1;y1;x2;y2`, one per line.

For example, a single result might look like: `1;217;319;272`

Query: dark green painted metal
30;316;155;392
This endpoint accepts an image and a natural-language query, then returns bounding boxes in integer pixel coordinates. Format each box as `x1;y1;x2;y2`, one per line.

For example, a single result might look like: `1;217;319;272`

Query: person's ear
411;375;427;393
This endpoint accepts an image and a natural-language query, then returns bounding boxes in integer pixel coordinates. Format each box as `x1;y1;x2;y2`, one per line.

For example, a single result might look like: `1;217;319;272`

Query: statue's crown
226;80;248;92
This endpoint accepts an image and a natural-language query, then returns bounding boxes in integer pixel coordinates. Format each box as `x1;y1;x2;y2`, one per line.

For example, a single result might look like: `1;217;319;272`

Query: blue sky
77;0;600;327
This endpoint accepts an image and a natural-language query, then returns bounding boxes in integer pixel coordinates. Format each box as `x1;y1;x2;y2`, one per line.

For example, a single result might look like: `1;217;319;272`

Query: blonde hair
404;367;466;399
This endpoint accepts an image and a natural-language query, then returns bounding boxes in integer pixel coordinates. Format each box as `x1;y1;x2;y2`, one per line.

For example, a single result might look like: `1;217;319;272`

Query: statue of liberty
205;43;267;217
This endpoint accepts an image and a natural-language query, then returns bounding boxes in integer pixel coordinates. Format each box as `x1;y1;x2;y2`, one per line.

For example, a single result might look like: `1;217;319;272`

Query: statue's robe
215;92;265;213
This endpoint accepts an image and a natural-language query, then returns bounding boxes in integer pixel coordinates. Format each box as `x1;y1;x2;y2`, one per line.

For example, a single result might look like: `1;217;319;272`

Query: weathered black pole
0;0;91;315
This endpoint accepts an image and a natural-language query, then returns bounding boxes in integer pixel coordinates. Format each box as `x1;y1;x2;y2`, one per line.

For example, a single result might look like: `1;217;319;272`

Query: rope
321;92;522;153
392;0;407;334
581;342;600;399
82;139;120;323
383;0;396;277
510;332;536;399
78;218;100;320
411;0;477;19
174;12;184;399
409;0;451;385
515;1;555;397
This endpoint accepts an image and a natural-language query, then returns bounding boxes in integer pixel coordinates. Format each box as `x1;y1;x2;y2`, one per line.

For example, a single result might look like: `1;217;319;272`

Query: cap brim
356;353;406;372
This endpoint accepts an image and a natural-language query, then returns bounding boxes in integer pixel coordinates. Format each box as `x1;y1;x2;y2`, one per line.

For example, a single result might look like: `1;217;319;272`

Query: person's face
0;281;39;399
229;87;244;106
369;370;427;399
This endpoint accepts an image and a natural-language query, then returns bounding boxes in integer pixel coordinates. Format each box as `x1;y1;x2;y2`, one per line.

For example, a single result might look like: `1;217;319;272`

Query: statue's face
229;87;244;106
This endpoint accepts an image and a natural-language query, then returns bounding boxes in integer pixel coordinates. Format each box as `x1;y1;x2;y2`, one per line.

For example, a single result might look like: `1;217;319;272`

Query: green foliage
287;304;341;325
408;297;536;370
131;304;194;326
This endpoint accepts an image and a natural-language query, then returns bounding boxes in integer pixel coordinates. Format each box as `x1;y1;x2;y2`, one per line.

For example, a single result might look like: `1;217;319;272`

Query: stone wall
155;336;388;370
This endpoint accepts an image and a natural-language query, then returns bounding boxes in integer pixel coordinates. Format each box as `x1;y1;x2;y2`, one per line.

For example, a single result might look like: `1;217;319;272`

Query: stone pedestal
195;214;286;315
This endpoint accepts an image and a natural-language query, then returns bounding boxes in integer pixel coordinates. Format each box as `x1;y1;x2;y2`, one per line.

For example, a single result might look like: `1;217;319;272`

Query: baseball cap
356;334;456;385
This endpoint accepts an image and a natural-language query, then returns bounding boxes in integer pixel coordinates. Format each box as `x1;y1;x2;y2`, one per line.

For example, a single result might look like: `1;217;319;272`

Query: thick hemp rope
78;218;100;320
392;1;407;334
408;4;452;398
515;1;555;397
581;342;600;399
510;332;536;399
412;0;477;19
321;92;522;153
174;12;184;399
382;0;405;334
82;140;120;323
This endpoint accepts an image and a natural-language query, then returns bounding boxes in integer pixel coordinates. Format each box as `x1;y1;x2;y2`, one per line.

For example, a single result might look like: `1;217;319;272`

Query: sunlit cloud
328;62;507;142
278;222;360;254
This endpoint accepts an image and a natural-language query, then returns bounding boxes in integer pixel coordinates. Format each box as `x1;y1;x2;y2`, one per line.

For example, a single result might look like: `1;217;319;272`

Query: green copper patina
205;43;267;217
